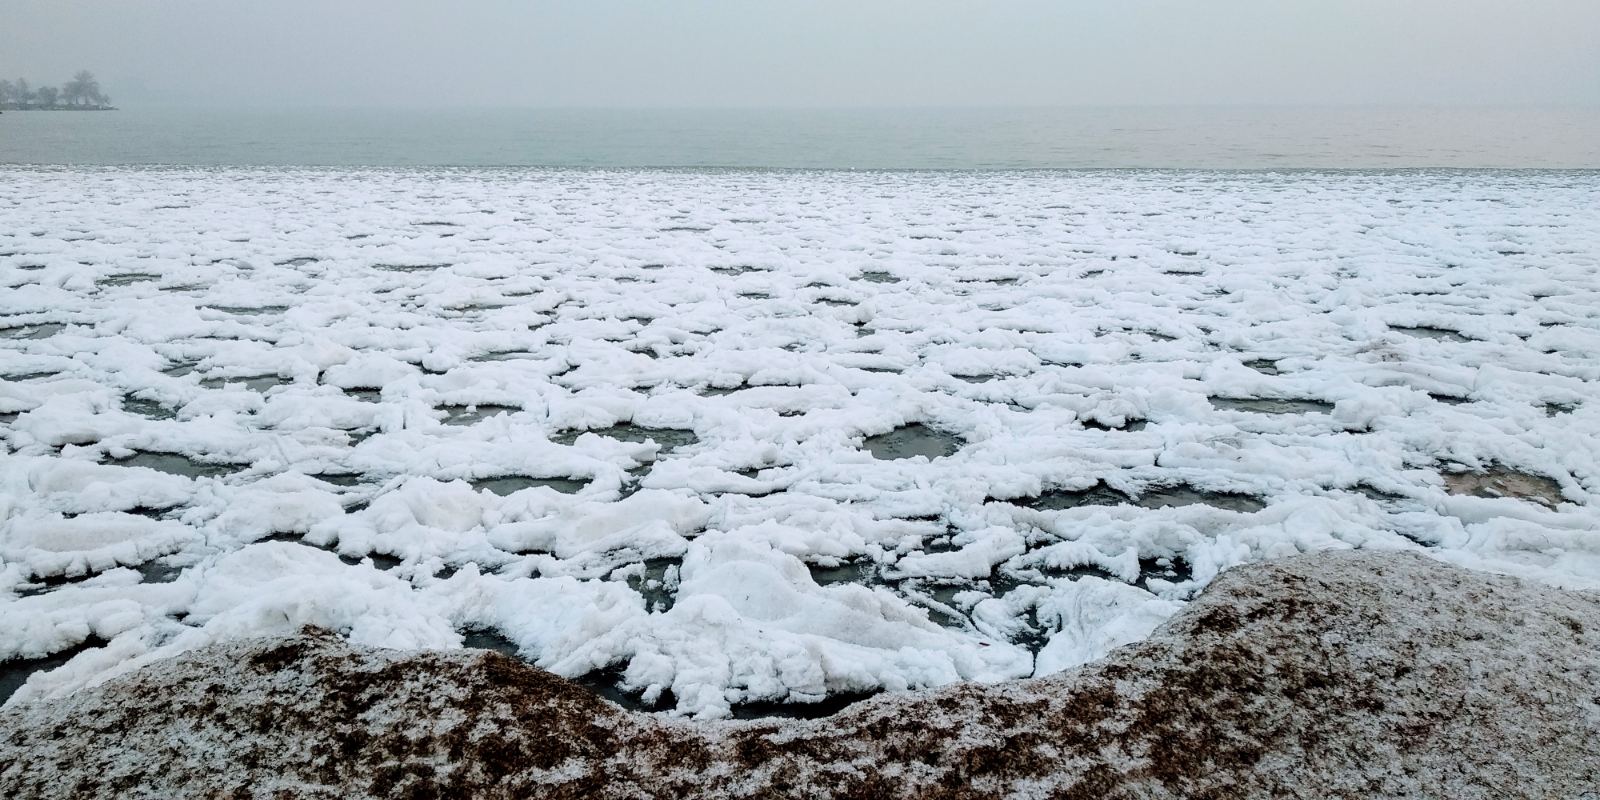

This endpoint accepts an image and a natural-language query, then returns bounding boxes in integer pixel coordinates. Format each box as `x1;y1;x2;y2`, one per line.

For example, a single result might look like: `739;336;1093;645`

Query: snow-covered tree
63;71;105;107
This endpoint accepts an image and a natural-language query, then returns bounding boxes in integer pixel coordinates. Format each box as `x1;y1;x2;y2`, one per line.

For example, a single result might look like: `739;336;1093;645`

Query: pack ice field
2;167;1597;717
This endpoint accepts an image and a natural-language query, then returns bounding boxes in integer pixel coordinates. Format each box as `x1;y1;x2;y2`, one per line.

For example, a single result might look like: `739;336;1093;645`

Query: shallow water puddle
1004;608;1055;655
1209;397;1334;415
468;351;538;363
200;375;291;392
373;263;449;272
1428;393;1470;406
1393;325;1472;343
1544;402;1576;416
864;424;962;460
341;387;383;403
1137;486;1267;513
1135;556;1194;589
439;404;520;425
808;560;876;586
112;451;240;480
1444;467;1565;507
1352;484;1408;503
1;323;63;340
857;270;900;284
913;581;972;625
728;692;877;720
471;476;588;496
572;662;874;720
1027;560;1124;586
461;628;521;658
96;273;160;287
344;430;378;451
1018;483;1261;515
731;463;775;480
572;666;673;713
275;257;318;267
708;265;762;276
1022;483;1133;510
344;552;403;571
624;557;681;613
205;305;288;317
15;572;88;597
1243;359;1280;375
552;424;699;456
307;472;366;488
138;558;185;584
4;370;60;382
1080;418;1149;432
264;536;400;571
0;637;109;704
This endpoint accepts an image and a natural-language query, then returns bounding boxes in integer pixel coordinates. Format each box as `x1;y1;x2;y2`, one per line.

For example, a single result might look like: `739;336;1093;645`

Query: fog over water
3;107;1598;168
5;1;1596;168
3;0;1598;109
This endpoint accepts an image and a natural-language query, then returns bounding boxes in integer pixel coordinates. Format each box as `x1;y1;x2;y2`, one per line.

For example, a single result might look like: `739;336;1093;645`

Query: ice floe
2;167;1598;715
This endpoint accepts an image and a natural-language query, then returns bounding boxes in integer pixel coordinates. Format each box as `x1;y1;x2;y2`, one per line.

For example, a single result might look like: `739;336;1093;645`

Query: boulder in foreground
2;551;1598;798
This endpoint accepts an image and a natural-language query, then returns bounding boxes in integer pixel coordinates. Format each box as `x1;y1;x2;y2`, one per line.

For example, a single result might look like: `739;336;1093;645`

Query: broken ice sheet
2;167;1597;720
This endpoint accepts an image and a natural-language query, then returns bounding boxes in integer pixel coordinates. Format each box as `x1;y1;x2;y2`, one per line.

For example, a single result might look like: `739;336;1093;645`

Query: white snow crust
2;166;1598;717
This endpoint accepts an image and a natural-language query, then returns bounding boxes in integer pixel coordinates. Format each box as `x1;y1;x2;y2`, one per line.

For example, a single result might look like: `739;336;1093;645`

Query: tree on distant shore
62;71;108;107
0;71;111;109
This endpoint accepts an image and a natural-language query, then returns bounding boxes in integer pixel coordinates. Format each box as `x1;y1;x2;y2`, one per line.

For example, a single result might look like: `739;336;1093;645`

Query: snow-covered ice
2;166;1597;717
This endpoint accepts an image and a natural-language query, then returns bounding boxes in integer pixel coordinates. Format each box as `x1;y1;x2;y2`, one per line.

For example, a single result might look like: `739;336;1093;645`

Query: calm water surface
2;107;1597;169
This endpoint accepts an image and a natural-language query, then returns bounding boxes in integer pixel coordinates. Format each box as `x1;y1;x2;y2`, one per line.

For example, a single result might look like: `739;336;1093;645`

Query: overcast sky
4;0;1597;108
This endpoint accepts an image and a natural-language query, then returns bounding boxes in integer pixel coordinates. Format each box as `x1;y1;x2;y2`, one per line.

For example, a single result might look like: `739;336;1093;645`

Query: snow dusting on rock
2;551;1596;798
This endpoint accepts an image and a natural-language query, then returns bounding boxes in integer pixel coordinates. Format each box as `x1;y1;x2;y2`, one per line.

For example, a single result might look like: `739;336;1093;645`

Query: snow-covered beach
3;167;1598;718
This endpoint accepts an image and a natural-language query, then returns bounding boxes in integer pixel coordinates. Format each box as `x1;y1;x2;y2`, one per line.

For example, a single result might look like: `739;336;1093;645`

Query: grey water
2;106;1598;169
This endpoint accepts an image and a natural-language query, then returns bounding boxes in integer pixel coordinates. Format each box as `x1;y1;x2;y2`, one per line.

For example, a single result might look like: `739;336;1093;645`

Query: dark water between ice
3;106;1598;168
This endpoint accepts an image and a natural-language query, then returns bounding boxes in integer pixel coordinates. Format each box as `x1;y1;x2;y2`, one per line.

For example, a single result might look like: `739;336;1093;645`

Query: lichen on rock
3;550;1597;799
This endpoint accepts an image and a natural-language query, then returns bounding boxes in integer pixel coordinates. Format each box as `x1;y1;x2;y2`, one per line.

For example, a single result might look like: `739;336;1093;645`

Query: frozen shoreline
4;551;1597;797
2;167;1598;716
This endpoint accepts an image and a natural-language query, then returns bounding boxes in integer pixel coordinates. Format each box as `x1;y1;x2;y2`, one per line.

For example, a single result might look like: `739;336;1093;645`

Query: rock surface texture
3;550;1597;799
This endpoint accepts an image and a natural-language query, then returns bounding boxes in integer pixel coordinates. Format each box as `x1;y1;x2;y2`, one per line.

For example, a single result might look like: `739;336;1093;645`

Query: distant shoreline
0;105;117;112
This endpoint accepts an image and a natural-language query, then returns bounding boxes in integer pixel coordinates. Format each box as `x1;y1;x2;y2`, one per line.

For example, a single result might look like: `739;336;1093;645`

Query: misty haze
2;2;1599;799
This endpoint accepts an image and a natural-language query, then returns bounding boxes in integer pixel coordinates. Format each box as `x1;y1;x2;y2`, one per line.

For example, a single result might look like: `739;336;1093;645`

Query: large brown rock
3;550;1597;799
